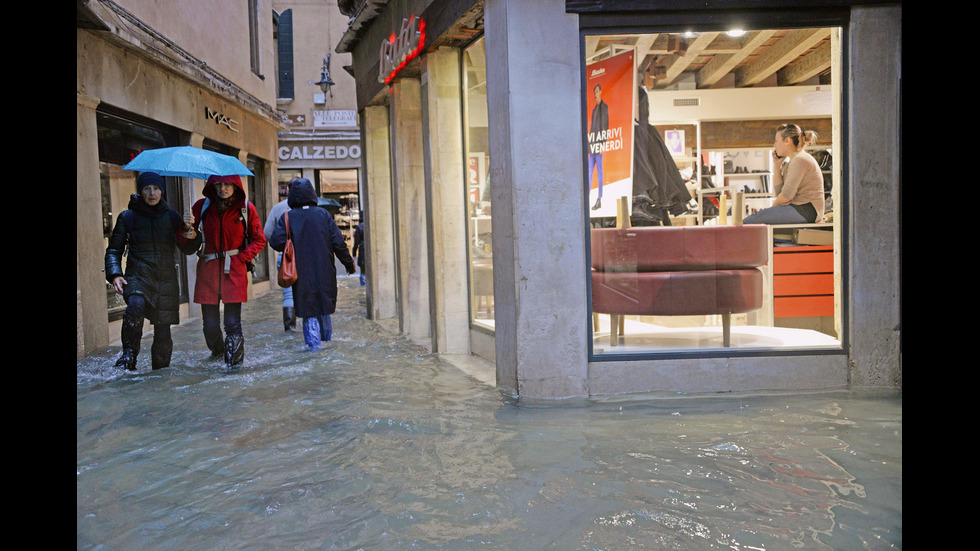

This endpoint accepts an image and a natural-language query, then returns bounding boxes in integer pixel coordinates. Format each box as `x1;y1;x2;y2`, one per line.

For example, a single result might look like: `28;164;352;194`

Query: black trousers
120;294;173;369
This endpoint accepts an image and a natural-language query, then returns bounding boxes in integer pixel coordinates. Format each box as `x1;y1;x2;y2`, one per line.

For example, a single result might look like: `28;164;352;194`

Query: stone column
485;0;588;398
77;92;110;359
422;48;470;354
847;5;902;388
363;105;398;321
389;78;431;344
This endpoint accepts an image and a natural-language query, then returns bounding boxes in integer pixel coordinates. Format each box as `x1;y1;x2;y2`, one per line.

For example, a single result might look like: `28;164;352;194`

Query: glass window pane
586;27;842;356
318;168;360;255
464;37;493;330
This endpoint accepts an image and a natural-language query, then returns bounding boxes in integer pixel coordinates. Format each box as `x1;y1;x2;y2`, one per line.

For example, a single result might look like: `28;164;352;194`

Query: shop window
277;169;301;200
318;169;361;256
96;108;183;322
585;26;843;356
246;155;270;282
463;36;493;330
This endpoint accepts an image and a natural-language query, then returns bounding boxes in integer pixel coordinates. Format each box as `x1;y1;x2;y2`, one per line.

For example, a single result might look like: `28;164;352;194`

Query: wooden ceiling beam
777;40;831;85
698;30;776;88
659;32;718;87
735;28;829;87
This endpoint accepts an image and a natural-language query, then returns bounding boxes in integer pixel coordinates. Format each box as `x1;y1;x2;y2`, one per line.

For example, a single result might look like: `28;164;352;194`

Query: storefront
277;131;364;254
77;2;281;359
338;0;901;398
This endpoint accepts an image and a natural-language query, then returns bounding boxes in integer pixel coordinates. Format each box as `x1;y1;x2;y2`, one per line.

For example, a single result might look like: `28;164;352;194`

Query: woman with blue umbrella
269;178;356;351
105;172;202;371
189;174;267;367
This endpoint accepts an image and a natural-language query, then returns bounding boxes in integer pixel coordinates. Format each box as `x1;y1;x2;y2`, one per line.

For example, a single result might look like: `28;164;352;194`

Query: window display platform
592;316;839;355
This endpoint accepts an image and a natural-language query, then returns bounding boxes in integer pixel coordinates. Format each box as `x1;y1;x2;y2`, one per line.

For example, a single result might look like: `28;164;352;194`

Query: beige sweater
774;150;825;222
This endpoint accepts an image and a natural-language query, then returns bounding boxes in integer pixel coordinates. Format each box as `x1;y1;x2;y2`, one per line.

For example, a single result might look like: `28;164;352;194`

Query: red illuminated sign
378;16;426;85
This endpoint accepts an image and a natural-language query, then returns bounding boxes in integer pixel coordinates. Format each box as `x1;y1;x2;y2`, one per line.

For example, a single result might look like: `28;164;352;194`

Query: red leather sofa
591;224;768;347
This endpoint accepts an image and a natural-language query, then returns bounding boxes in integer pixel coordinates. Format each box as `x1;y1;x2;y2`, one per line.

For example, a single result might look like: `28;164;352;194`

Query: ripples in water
78;278;901;550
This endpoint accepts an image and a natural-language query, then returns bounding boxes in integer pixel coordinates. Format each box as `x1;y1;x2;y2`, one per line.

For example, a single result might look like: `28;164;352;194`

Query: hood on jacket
287;178;318;209
203;174;247;204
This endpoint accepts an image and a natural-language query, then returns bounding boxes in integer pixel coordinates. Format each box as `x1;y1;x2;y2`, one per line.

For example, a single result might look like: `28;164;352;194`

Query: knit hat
136;172;166;194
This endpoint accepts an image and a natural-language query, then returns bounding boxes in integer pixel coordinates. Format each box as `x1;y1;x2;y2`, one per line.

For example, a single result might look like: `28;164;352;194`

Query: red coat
191;176;267;304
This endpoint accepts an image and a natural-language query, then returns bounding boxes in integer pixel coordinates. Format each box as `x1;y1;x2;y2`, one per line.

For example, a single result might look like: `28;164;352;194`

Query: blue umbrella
123;146;254;179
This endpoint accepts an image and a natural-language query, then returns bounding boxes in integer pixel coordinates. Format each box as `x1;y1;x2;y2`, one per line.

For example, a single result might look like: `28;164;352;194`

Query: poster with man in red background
586;49;635;218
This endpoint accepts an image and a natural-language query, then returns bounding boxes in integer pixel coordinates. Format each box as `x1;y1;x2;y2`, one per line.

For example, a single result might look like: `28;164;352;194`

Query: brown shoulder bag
277;211;298;287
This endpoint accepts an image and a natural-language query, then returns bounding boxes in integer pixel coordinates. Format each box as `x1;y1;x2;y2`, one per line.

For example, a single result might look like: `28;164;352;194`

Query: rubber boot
303;317;321;351
320;315;332;342
114;314;143;371
224;333;244;367
151;335;173;370
114;348;138;371
283;307;296;332
204;330;225;360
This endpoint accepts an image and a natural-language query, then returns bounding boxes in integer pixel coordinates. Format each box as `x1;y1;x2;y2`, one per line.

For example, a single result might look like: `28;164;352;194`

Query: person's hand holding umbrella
182;212;197;239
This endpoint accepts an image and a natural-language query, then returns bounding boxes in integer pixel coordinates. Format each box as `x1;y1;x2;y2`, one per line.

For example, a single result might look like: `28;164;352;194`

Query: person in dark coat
189;174;267;366
105;172;201;371
352;218;365;286
268;178;356;351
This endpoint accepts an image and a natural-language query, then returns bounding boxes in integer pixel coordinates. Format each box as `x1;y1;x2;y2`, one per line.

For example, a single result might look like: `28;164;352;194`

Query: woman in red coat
190;175;266;366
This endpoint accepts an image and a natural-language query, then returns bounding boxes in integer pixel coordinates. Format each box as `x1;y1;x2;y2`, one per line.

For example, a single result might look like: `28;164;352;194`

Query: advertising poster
585;49;636;218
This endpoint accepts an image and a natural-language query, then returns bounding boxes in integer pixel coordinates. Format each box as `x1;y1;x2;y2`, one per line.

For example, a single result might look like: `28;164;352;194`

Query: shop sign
205;106;240;133
378;16;425;85
286;114;307;127
314;110;358;128
278;143;362;161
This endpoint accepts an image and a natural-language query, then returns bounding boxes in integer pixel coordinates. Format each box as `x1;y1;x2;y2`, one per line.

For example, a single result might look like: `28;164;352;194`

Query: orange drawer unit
772;245;834;318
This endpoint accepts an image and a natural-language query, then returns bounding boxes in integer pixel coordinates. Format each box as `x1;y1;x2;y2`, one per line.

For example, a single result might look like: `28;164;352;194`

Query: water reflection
78;278;901;550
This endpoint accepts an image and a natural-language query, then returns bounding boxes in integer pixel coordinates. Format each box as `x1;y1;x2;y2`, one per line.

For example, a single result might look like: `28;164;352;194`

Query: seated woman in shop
743;123;825;225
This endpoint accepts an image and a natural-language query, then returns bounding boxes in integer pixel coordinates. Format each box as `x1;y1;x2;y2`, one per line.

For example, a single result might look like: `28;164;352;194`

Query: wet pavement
77;277;901;550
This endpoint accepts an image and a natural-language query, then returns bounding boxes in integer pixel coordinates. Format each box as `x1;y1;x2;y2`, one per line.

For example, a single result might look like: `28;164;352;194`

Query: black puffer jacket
105;194;201;325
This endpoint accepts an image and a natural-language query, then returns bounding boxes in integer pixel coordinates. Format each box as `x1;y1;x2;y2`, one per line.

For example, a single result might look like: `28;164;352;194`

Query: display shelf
700;148;774;224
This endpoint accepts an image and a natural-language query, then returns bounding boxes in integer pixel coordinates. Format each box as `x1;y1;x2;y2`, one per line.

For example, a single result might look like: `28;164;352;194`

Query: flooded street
77;278;901;550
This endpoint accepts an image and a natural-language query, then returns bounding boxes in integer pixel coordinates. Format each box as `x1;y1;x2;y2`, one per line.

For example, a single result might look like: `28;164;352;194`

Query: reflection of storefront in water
77;1;280;359
338;0;901;398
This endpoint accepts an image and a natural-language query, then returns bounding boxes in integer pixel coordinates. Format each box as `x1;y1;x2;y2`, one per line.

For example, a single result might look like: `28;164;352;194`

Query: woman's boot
114;310;143;371
224;333;244;367
204;331;224;360
150;323;174;369
114;348;138;371
151;332;173;370
283;307;296;332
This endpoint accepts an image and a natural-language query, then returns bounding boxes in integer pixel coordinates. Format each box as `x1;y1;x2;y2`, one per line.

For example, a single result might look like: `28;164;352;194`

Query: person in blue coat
268;178;356;350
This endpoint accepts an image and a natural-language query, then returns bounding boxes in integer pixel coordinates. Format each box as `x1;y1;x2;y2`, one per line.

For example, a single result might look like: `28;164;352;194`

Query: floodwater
77;278;901;550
